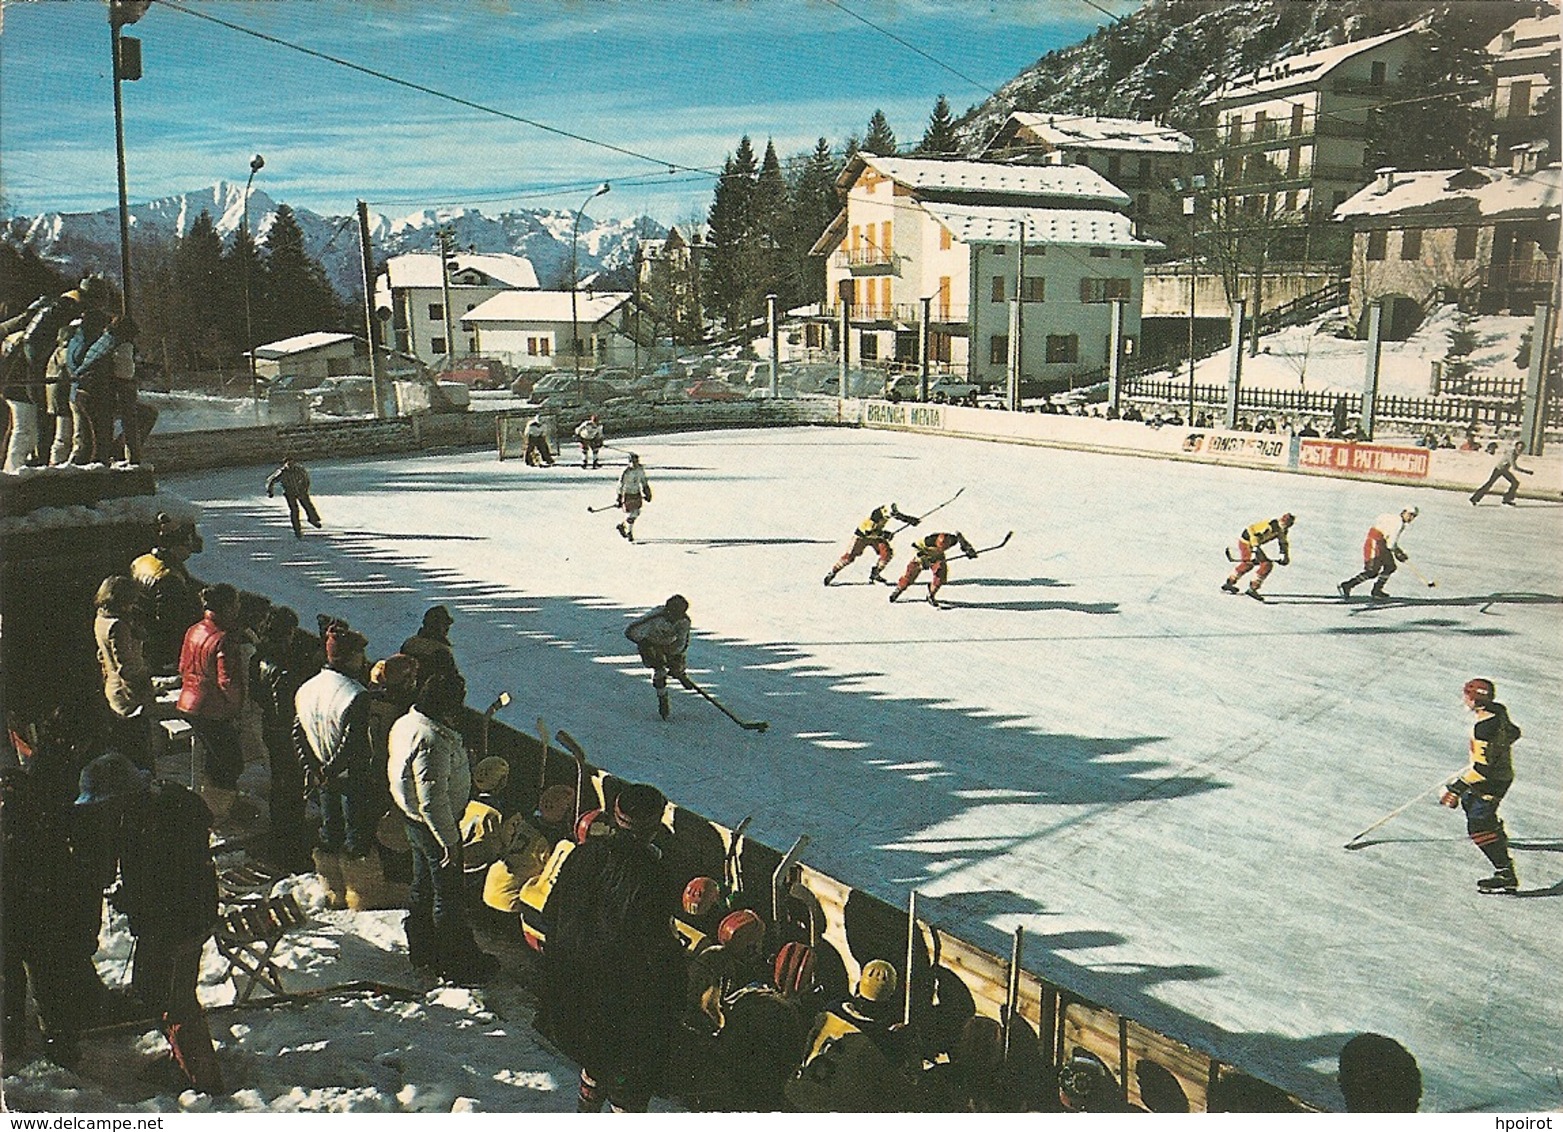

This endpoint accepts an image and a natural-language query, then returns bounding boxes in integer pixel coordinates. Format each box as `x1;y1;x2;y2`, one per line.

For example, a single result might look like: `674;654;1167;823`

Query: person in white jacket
573;414;605;469
387;672;496;983
1339;506;1418;600
616;453;651;541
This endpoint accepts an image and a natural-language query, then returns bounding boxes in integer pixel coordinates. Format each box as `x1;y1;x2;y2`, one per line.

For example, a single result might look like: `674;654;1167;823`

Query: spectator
388;671;497;984
1;324;39;472
70;314;138;465
705;942;817;1111
294;621;377;861
0;282;100;468
1297;420;1320;438
93;575;158;773
253;609;318;871
43;325;76;465
400;605;459;685
265;456;323;539
541;781;686;1112
1338;1032;1421;1112
131;514;204;675
61;304;115;464
366;652;420;838
788;959;919;1111
176;582;248;821
74;751;224;1094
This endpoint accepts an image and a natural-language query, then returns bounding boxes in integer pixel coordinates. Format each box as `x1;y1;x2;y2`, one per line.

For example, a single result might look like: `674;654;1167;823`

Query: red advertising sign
1298;440;1429;479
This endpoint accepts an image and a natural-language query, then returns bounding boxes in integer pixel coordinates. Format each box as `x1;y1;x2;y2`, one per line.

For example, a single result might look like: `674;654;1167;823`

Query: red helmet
772;941;817;995
716;908;765;955
682;876;721;918
1463;678;1495;704
574;808;607;844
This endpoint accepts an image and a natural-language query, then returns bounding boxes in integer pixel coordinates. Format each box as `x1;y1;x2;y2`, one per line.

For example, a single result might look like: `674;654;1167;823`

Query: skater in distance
1469;440;1532;506
1440;678;1522;894
265;456;323;539
889;531;977;605
1339;506;1417;601
624;595;692;720
823;502;918;586
574;415;605;469
616;453;651;542
522;415;554;467
1221;512;1293;602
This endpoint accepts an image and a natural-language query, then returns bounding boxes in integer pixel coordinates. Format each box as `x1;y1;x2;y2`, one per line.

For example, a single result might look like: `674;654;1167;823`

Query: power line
151;0;721;180
816;0;998;97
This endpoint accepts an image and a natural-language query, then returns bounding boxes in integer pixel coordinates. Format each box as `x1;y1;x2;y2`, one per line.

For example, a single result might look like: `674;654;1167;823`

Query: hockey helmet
574;808;608;844
665;594;689;617
1058;1050;1115;1112
472;756;510;794
1279;512;1295;527
716;908;765;956
857;958;898;1003
1401;505;1419;519
537;784;576;828
1462;678;1495;704
772;941;817;995
682;876;721;918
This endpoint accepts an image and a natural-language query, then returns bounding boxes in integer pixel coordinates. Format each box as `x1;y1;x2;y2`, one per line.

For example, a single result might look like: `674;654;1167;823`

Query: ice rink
167;424;1562;1112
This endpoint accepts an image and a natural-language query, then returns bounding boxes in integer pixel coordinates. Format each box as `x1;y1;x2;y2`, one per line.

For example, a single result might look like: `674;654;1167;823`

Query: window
880;277;892;314
1080;278;1131;303
1287;145;1301;176
929;331;952;363
1510;81;1532;119
1399;229;1422;260
430;336;447;354
1290;103;1305;137
1455;227;1479;260
1227;114;1242;144
937;276;951;319
859;333;879;360
1138;157;1152;179
851;225;861;252
1046;334;1079;363
1284;190;1299;211
939;226;952;251
1366;230;1387;260
1022;276;1045;302
992;275;1006;302
1254;110;1269;140
1370;61;1386;87
990;335;1009;365
1089;247;1111;257
526;336;552;357
880;221;892;252
428;303;444;321
1108;154;1122;178
992;245;1007;256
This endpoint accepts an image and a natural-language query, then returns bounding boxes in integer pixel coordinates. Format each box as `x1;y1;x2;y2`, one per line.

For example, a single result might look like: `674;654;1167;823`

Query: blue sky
1;0;1130;225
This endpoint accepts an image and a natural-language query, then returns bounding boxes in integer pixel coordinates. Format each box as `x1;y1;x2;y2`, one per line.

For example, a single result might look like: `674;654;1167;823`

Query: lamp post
243;153;265;422
1172;173;1205;426
571;182;610;400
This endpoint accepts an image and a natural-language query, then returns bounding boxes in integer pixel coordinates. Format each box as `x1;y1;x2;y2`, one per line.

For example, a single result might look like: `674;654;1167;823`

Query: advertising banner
1298;439;1430;479
1179;431;1291;467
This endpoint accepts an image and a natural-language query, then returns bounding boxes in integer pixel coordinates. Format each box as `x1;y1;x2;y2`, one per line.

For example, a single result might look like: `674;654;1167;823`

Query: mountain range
2;181;659;300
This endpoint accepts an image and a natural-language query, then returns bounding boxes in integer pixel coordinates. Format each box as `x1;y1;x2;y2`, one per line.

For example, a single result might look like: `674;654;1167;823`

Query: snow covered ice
11;423;1558;1113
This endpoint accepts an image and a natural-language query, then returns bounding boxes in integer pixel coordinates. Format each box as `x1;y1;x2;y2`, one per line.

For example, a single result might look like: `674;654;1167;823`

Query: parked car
435;381;471;410
444;357;509;390
525;378;623;409
928;380;982;402
309;375;375;416
686;378;747;402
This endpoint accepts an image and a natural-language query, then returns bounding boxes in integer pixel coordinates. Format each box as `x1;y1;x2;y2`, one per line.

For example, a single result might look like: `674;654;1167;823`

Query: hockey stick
1343;772;1459;849
555;731;591;823
891;487;964;534
1403;559;1437;588
970;531;1014;556
771;834;810;927
479;691;511;760
686;678;769;732
586;501;619;513
535;717;550;801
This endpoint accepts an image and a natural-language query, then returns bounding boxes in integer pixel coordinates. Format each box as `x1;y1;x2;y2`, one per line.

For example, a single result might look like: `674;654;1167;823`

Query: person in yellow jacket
823;503;919;586
1221;512;1294;601
1440;678;1522;894
888;531;976;605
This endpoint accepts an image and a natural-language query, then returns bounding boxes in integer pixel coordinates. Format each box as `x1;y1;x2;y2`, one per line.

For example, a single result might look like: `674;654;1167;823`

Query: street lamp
1172;173;1205;425
243;153;265;422
571;182;610;398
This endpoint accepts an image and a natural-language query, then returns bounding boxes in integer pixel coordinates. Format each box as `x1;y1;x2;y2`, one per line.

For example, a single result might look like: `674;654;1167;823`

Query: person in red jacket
177;583;247;816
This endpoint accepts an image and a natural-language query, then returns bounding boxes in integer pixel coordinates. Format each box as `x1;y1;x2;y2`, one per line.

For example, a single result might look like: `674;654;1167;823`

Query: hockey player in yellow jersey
1440;678;1522;894
1221;513;1294;601
823;502;919;586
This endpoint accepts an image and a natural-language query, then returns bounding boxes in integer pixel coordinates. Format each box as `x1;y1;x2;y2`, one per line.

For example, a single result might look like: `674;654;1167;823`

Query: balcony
1479;257;1557;289
833;247;903;276
823;300;970;327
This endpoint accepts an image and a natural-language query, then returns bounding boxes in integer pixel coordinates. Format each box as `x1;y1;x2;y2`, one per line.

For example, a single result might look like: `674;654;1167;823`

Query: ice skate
617;522;630;540
657;690;671;720
1477;867;1518;894
1221;581;1239;594
1337;581;1353;598
1245;588;1265;602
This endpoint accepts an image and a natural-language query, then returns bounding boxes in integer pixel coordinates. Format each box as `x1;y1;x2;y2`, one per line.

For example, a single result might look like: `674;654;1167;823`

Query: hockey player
823;502;919;586
574;414;605;469
1440;678;1522;893
1221;513;1294;601
522;415;554;466
1469;440;1532;506
624;594;692;720
1339;506;1417;600
616;453;652;542
889;531;977;605
265;456;323;539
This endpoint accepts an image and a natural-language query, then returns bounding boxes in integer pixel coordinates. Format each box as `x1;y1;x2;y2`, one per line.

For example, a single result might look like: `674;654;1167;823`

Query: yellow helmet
858;959;898;1003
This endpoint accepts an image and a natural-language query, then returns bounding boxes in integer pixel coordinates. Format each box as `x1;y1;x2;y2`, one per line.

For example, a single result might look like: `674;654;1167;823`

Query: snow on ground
1184;305;1532;400
8;424;1558;1113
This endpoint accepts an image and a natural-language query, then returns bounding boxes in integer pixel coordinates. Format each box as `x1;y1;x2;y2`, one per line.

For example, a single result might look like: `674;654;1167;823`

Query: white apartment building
373;252;539;367
810;154;1161;386
460;290;635;372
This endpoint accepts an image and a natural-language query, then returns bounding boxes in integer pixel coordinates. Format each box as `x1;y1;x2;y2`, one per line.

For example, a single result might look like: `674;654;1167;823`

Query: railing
833;247;902;273
822;301;971;325
1256;278;1348;333
1478;258;1557;289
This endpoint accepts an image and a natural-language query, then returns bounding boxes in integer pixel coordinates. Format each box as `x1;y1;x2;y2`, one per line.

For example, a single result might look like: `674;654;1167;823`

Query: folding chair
213;893;309;1005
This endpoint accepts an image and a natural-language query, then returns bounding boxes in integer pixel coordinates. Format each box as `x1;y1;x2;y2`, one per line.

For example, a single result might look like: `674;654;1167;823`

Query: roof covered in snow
460;290;631;324
988;112;1193;156
252;331;356;358
1205;25;1421;103
921;203;1164;250
385;253;539;290
1488;12;1562;62
1333;165;1562;224
841;154;1131;208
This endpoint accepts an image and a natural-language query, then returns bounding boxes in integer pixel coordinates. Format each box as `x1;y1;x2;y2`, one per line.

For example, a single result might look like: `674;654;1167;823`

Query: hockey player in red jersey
1221;513;1294;601
889;531;976;605
1339;506;1418;600
823;502;918;586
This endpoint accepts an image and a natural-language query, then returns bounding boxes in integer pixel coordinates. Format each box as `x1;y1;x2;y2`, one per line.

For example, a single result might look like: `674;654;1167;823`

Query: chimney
1374;167;1396;194
1510;143;1541;174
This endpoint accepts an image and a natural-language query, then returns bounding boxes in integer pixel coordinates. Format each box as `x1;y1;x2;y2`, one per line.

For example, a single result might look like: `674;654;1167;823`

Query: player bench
214;892;309;1005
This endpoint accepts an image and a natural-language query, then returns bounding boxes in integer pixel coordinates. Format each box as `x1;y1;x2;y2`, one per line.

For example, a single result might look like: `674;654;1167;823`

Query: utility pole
436;226;457;372
109;1;150;313
1360;301;1384;441
1224;299;1246;430
358;200;387;418
767;293;779;398
919;295;932;402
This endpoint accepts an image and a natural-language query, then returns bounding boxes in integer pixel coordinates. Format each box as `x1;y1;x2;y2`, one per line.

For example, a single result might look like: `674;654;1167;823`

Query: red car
685;378;746;402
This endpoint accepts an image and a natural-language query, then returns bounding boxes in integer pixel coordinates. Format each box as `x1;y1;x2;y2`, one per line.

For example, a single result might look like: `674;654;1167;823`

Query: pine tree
864;109;897;157
754;139;791;306
259;204;342;343
918;95;959;155
174;210;235;373
705;136;759;331
787;138;843;307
